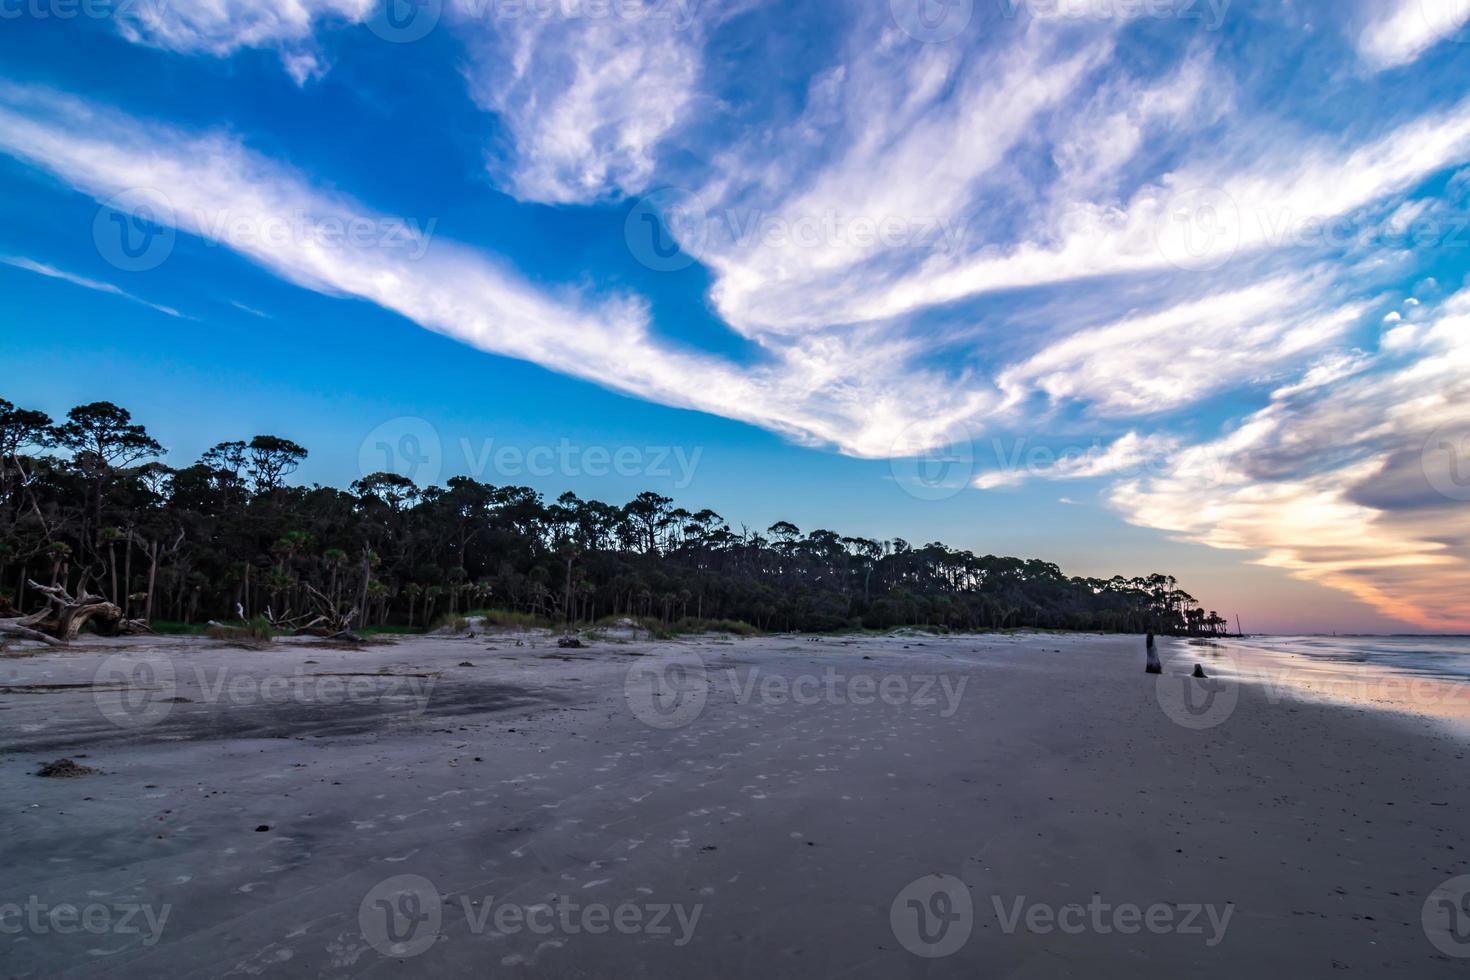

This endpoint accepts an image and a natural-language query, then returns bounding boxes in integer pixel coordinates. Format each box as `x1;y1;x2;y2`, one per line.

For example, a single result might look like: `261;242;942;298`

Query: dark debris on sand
36;758;100;778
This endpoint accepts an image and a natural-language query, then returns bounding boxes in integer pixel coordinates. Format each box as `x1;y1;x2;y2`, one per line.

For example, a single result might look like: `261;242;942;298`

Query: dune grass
205;615;276;642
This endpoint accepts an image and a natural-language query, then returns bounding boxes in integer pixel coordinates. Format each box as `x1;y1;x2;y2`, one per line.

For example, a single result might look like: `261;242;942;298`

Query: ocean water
1200;634;1470;730
1238;635;1470;683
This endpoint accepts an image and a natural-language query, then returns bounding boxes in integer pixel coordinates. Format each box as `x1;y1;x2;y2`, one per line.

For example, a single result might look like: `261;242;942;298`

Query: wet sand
1;630;1467;977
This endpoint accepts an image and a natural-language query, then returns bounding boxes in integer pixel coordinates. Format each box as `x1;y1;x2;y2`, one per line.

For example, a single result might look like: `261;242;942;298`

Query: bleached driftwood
303;584;359;637
0;580;146;645
27;579;125;641
0;606;64;646
221;587;359;639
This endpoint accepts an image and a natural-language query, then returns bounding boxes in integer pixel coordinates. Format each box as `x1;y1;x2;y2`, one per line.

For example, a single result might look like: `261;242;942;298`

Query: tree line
0;396;1232;636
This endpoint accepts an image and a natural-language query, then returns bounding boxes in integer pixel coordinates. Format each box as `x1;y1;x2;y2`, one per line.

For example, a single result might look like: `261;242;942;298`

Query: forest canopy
0;397;1230;636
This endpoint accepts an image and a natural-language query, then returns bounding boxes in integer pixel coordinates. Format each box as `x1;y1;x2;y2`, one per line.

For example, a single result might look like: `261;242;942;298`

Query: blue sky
2;0;1469;632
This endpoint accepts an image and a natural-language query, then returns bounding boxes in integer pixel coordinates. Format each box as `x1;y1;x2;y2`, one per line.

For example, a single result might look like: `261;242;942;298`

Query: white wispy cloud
455;1;709;204
0;254;183;318
0;83;985;459
1357;0;1470;69
639;5;1470;340
109;0;714;197
114;0;371;83
975;431;1182;490
1111;290;1470;629
229;300;272;318
688;17;1116;335
994;276;1369;417
753;91;1470;331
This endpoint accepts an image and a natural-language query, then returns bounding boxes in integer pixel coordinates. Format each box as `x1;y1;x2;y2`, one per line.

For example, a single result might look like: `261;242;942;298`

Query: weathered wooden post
1145;631;1162;674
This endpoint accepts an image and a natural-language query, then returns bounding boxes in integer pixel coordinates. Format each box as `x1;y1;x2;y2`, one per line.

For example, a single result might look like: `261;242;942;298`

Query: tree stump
1145;631;1162;674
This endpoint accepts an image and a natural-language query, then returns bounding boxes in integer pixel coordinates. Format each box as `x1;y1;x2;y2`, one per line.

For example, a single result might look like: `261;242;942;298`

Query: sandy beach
2;628;1468;977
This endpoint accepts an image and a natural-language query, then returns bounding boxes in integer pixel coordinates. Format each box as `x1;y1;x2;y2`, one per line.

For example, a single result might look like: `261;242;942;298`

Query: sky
1;0;1469;634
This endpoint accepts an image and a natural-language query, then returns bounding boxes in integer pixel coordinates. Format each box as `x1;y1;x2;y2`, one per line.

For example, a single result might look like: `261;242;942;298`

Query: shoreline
1195;635;1470;739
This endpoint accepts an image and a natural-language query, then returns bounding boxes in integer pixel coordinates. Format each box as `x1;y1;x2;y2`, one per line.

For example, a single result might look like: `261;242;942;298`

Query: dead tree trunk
305;584;359;636
1145;631;1162;674
144;540;159;623
357;555;372;630
122;530;134;618
0;606;64;646
1;581;145;644
28;579;126;641
247;586;361;639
